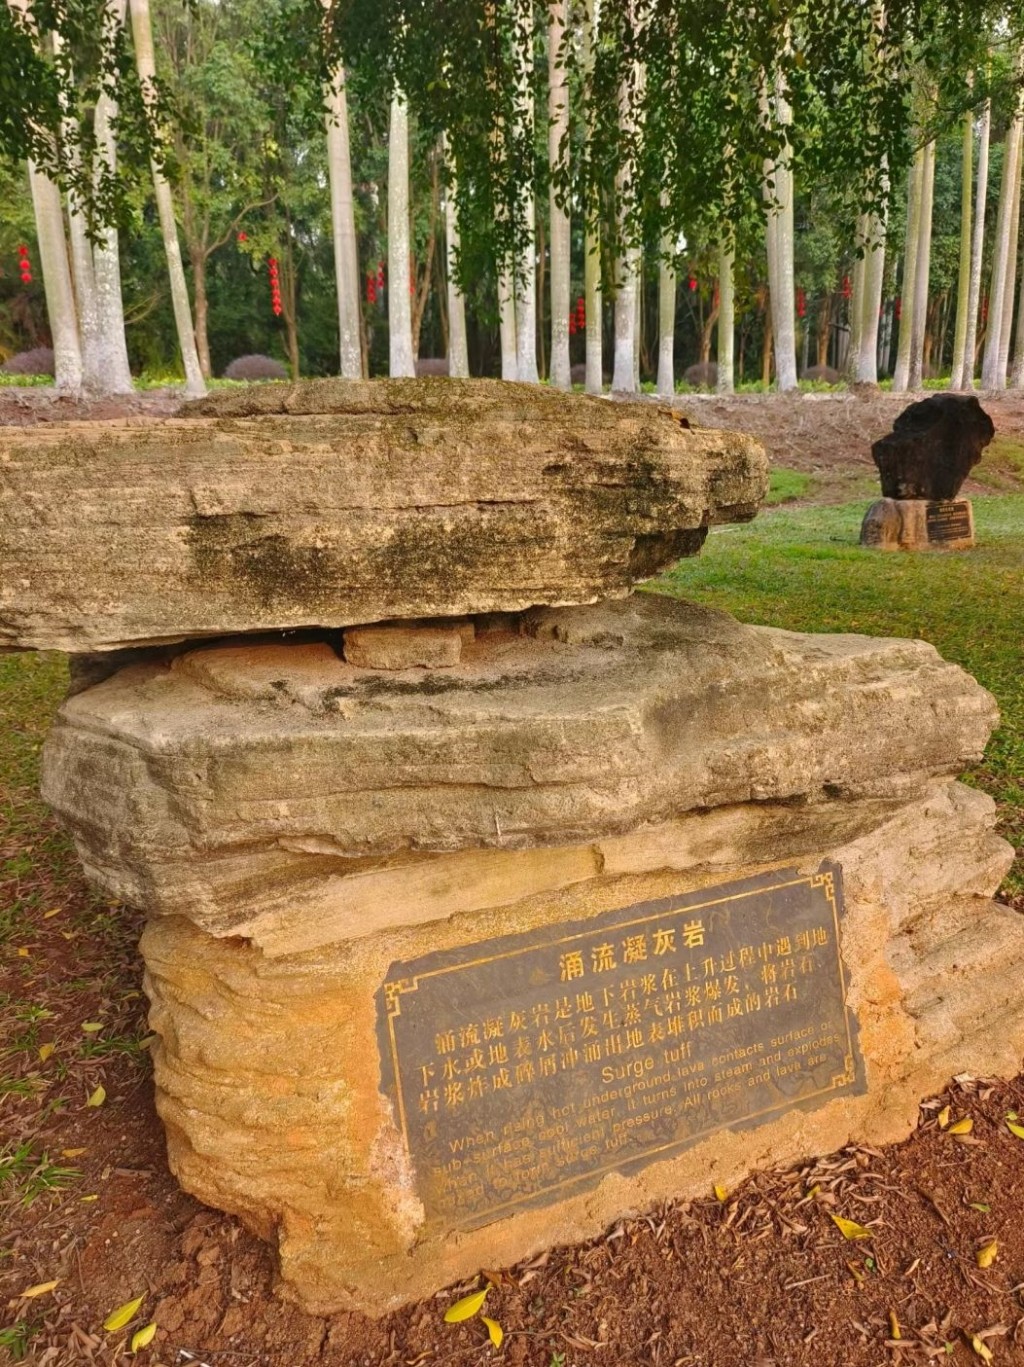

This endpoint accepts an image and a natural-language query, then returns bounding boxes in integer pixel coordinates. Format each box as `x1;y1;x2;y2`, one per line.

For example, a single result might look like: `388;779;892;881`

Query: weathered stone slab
860;497;975;551
139;777;1020;1314
342;619;470;669
40;596;999;935
0;379;768;653
870;393;993;500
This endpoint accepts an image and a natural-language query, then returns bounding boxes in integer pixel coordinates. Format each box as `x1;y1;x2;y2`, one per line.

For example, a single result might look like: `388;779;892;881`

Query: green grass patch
654;494;1024;895
766;467;814;504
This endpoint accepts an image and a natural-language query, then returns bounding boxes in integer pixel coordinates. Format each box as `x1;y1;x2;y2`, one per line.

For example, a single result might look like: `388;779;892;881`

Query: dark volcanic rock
871;394;994;500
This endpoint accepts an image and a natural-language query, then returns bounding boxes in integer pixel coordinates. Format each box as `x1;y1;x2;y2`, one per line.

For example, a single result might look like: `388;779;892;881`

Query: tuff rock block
0;380;768;653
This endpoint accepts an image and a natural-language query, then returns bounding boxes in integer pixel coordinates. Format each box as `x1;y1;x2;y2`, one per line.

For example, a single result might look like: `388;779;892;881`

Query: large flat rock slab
40;595;999;934
0;379;768;653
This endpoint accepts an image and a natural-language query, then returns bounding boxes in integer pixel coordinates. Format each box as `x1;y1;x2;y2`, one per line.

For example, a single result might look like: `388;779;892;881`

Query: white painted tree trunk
90;4;134;398
7;0;83;393
325;65;362;380
612;246;639;391
387;91;415;377
58;0;132;395
762;70;798;391
717;242;735;393
982;111;1022;389
961;100;991;389
443;139;469;378
67;206;103;389
514;8;539;384
514;197;539;383
893;147;924;391
611;61;641;393
907;139;935;389
856;219;886;384
547;0;570;390
582;0;601;393
27;161;82;394
657;240;676;398
997;132;1022;383
129;0;205;397
499;268;517;380
847;235;866;377
950;108;975;389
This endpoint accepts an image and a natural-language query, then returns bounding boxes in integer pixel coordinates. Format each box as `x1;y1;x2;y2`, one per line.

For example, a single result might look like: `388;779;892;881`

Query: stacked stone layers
20;381;1022;1316
40;594;1020;1314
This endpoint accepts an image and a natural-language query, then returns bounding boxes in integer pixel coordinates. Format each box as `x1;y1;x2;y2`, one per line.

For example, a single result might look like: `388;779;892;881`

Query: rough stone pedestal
860;497;975;551
40;596;1023;1316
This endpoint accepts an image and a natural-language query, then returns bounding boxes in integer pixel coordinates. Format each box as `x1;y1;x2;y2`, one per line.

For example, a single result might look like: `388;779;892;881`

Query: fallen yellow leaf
970;1334;994;1363
38;1042;55;1062
131;1323;157;1352
17;947;29;957
713;1183;728;1202
481;1316;503;1349
889;1310;901;1340
806;1183;821;1199
830;1214;873;1240
44;907;61;918
81;1022;104;1033
21;1280;59;1299
937;1105;951;1129
1007;1120;1024;1140
444;1288;488;1323
86;1085;106;1108
103;1295;146;1332
81;1194;99;1202
976;1240;998;1268
62;1147;87;1158
948;1116;974;1135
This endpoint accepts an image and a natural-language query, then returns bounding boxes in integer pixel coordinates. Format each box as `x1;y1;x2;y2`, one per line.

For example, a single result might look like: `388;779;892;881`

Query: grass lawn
653;493;1024;899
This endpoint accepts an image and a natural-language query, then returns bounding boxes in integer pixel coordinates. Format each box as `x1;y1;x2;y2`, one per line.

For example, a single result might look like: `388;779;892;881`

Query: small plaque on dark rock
926;500;974;546
377;864;864;1229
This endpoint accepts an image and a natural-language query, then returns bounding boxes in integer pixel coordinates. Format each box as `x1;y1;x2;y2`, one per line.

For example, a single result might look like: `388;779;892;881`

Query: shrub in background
1;347;55;376
222;354;288;381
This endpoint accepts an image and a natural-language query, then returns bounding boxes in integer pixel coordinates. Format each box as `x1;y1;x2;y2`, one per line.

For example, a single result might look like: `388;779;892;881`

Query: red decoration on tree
237;231;248;243
17;244;32;282
377;262;385;289
842;275;852;301
894;297;902;321
268;257;282;317
796;287;806;318
366;274;377;305
688;274;697;292
575;295;585;326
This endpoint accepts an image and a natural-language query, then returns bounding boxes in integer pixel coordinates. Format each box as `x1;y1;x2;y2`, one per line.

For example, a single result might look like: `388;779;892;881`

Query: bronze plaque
926;499;972;543
377;863;863;1230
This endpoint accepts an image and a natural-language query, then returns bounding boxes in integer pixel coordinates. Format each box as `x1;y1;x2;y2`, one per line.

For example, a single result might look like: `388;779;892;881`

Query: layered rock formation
0;380;767;653
19;380;1022;1316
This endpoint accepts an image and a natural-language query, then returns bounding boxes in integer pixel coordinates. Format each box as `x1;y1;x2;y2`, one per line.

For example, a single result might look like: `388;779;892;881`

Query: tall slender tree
128;0;205;396
982;100;1023;388
442;137;469;377
387;88;415;376
547;0;570;389
893;145;924;390
657;238;676;397
324;60;362;379
717;242;735;392
907;137;935;388
959;97;991;387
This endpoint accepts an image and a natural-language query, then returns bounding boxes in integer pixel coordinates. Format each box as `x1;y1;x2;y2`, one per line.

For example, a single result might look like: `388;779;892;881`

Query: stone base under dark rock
860;498;975;552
